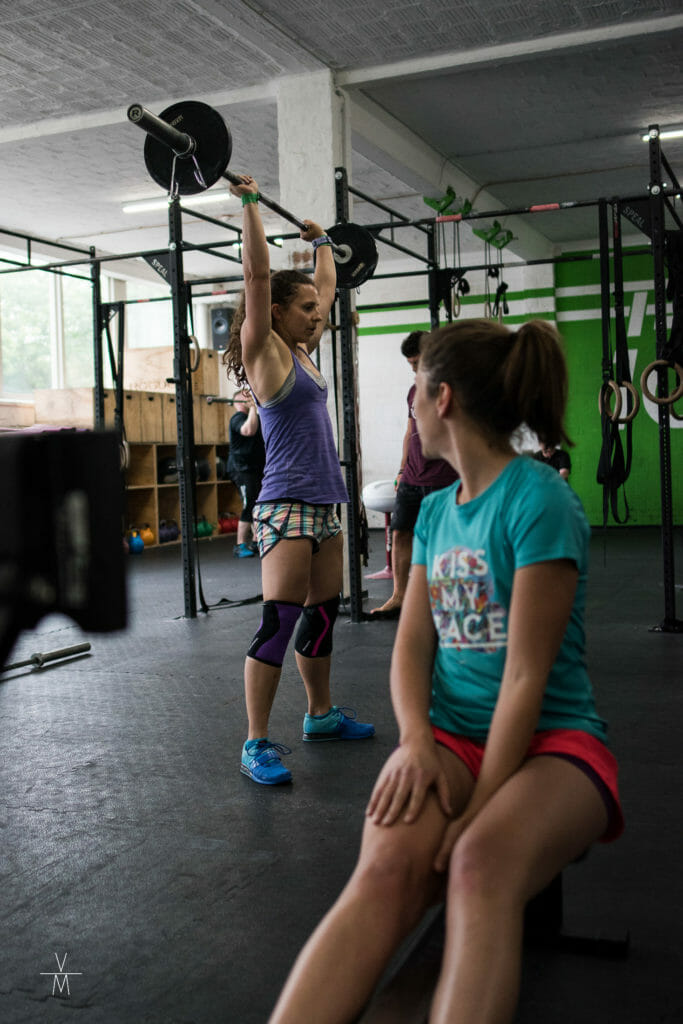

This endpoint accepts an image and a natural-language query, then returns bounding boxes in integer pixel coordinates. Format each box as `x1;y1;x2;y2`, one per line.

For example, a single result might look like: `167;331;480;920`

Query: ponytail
503;320;572;448
419;318;572;448
223;292;248;387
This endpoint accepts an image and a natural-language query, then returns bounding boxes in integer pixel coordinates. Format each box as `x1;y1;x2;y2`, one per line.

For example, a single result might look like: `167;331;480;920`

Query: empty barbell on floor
127;100;378;288
2;642;92;673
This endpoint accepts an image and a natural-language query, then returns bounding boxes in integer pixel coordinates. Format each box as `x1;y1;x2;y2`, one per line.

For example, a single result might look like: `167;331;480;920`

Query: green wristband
241;193;260;206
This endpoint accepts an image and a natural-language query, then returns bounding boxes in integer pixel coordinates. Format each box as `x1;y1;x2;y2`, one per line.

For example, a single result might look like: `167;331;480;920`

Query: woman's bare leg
269;748;474;1024
294;532;343;716
245;538;313;739
429;756;609;1024
372;529;412;615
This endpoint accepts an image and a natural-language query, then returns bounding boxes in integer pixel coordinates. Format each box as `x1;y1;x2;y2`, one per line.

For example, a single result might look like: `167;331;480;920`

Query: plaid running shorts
252;500;342;558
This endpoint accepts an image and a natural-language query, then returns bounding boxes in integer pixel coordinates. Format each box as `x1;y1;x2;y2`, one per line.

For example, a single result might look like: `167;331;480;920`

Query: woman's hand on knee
366;741;452;827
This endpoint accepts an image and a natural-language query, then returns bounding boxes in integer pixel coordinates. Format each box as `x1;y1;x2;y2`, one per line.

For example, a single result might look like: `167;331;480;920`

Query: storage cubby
125;442;241;547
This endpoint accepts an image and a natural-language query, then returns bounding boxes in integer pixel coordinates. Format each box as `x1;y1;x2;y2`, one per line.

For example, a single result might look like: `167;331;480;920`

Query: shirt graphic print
430;545;507;653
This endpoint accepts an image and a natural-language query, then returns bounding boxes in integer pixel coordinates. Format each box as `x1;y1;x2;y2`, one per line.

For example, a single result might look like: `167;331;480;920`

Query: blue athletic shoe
303;706;375;742
240;739;292;785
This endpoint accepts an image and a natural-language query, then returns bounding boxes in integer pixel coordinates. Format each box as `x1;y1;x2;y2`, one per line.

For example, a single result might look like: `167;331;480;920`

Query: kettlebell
158;520;179;543
157;456;178;484
218;513;238;534
128;528;145;554
194;515;214;538
140;524;155;546
166;520;180;542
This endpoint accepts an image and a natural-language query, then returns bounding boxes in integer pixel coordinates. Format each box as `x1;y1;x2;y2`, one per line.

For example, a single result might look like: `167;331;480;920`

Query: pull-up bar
433;193;653;225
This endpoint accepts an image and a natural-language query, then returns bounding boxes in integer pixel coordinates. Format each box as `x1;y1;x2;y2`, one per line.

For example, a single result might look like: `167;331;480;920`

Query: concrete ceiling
0;0;682;283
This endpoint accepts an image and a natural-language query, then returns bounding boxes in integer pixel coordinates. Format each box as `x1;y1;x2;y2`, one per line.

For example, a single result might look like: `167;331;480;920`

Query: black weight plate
143;100;232;196
327;223;379;288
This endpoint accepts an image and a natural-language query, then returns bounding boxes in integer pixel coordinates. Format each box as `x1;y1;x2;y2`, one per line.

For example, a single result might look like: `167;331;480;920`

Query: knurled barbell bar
127;99;378;288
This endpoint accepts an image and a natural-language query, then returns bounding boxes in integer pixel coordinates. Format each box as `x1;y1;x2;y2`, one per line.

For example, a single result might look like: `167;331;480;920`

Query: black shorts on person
233;471;262;523
391;481;441;533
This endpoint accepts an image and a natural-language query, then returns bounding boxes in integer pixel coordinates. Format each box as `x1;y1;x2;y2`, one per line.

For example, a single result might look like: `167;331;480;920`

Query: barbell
127;99;378;288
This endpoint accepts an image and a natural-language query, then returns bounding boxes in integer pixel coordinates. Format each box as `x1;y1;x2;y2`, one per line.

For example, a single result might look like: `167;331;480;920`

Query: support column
276;75;362;610
276;70;350;240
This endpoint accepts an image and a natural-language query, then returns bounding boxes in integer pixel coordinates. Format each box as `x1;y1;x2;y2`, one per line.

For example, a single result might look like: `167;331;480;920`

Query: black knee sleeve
247;600;302;666
294;596;340;659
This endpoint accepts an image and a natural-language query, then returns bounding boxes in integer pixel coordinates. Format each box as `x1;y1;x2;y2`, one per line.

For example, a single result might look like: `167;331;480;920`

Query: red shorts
432;726;624;843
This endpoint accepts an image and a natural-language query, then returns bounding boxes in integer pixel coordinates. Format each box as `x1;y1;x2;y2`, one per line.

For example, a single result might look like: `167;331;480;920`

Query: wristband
312;234;333;250
241;193;259;206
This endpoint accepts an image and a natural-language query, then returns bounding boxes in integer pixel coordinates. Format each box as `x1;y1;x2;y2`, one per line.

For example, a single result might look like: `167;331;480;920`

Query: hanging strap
596;201;630;526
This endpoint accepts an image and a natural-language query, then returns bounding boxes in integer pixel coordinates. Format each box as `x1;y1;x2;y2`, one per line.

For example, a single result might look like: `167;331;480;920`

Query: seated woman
267;318;623;1024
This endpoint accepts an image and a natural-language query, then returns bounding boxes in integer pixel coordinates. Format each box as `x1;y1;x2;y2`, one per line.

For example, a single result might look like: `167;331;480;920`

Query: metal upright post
648;126;680;632
168;196;198;618
90;254;105;430
335;166;364;622
427;224;440;330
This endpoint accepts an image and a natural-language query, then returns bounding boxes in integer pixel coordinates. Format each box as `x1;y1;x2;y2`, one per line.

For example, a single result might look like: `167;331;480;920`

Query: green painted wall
556;249;682;525
357;253;681;526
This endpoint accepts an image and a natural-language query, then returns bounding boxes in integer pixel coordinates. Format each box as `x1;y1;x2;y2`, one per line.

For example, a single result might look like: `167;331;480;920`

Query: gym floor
1;526;682;1023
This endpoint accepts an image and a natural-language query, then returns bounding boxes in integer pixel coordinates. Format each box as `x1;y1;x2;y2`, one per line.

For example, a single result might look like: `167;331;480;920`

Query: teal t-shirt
412;456;607;742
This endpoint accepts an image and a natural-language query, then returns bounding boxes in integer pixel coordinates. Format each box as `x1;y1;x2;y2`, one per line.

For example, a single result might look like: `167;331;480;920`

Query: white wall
355;260;555;525
355;262;432;526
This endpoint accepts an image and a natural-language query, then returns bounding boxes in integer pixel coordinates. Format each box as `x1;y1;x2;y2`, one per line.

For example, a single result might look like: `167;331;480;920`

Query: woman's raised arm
228;175;273;368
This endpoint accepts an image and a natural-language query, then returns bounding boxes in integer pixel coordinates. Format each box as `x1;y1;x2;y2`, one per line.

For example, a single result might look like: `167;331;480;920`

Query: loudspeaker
211;306;233;350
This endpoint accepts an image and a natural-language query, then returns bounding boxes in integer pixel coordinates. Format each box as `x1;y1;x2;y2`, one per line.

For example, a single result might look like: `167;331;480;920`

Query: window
124;279;173;349
0;261;51;394
62;274;95;388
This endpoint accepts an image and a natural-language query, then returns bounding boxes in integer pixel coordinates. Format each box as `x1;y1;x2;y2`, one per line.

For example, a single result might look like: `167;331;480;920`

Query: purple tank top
256;349;348;504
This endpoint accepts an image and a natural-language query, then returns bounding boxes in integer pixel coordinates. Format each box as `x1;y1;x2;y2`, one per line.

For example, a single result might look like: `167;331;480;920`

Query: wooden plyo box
139;392;164;442
124;347;175;393
33;387;96;429
191;349;221;397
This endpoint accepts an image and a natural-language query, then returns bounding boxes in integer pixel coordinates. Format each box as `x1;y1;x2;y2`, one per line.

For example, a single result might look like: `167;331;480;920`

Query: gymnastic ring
188;334;201;373
614;381;640;423
640;360;683;405
451;288;461;319
670;395;683;421
598;380;622;422
120;439;130;471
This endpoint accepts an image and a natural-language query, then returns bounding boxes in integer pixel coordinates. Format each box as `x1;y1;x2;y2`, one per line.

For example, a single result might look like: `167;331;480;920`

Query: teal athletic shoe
233;542;256;559
303;706;375;742
240;739;292;785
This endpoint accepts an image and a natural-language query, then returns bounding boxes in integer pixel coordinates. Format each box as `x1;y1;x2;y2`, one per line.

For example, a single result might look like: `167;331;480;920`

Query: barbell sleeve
127;100;362;266
127;104;195;158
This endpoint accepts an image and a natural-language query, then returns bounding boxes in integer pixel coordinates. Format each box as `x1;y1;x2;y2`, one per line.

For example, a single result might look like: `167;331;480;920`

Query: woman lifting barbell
224;174;374;786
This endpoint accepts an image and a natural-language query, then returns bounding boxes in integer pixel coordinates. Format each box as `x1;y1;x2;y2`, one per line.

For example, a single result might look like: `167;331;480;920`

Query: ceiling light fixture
122;191;233;214
641;127;683;142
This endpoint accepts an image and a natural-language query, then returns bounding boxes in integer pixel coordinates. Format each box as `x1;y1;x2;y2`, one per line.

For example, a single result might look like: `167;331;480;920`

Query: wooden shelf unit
125;442;241;547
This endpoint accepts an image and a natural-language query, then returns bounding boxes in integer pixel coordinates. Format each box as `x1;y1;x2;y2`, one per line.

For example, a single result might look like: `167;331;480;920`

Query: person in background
224;173;374;787
533;442;571;479
267;318;623;1024
227;389;266;558
369;330;458;620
